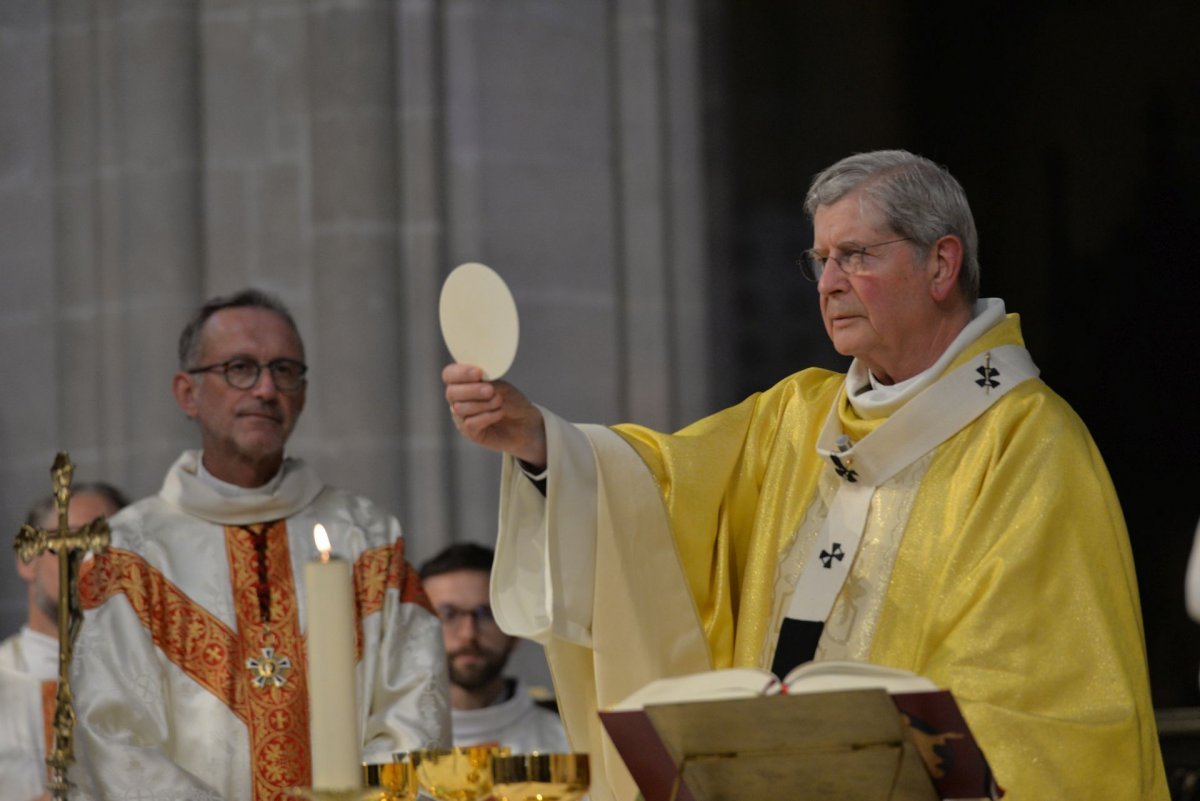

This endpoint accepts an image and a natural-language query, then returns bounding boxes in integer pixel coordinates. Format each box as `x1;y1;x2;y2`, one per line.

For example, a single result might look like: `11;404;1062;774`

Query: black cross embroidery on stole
975;352;1000;391
820;542;845;568
830;453;858;482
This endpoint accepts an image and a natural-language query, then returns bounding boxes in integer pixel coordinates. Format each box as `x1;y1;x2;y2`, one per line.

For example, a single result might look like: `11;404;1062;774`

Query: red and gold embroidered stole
79;523;428;801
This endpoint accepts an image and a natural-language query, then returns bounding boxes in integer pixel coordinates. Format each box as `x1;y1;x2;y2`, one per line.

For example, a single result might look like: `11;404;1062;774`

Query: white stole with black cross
781;344;1041;646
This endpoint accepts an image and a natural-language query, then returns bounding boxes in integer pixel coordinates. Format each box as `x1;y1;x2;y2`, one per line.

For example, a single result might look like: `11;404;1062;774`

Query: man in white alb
419;543;569;753
443;151;1168;800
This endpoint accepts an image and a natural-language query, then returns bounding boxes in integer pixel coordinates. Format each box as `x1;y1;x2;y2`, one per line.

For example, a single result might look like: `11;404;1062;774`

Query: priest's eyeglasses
798;237;913;282
186;357;308;392
435;604;499;632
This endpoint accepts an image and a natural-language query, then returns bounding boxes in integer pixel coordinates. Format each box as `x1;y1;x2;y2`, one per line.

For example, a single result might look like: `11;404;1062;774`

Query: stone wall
0;0;709;661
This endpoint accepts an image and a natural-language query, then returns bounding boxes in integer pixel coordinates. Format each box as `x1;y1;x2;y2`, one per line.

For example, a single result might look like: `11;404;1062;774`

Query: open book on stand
598;661;1002;801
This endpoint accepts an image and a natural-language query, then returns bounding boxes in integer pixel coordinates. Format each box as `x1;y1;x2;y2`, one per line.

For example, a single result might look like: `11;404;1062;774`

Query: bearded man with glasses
419;543;568;753
444;150;1168;800
71;289;450;801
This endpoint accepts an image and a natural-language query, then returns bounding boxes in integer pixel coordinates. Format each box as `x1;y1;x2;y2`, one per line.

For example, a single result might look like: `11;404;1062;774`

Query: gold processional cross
13;452;111;801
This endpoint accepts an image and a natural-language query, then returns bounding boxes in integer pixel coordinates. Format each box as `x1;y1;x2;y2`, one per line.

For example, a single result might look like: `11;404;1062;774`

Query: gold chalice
491;753;590;801
362;754;415;801
411;746;509;801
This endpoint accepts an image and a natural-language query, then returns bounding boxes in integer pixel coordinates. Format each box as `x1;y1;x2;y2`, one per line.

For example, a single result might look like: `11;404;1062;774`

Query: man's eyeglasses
435;604;498;631
797;237;913;282
186;358;308;392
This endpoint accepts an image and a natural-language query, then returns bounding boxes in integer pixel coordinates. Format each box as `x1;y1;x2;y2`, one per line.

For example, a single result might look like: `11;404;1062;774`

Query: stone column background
0;0;709;693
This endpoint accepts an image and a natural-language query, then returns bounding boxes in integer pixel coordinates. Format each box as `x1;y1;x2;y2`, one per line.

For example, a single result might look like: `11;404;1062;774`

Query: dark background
702;0;1200;707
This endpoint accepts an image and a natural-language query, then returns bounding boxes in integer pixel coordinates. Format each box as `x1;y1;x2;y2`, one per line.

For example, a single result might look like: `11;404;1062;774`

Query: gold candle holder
285;752;416;801
284;788;378;801
362;755;415;801
491;753;590;801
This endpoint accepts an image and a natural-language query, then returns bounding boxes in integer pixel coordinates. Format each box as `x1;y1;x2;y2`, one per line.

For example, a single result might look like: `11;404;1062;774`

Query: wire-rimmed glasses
797;236;913;282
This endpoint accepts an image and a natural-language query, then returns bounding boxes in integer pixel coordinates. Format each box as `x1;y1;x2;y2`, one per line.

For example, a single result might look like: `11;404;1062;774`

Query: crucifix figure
13;452;111;801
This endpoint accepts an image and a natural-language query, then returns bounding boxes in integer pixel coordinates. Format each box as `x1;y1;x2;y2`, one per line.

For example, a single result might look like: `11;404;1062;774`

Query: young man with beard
420;543;568;753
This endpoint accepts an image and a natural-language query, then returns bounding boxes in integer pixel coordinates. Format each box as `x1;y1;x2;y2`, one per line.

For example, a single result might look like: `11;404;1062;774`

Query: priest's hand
443;363;547;470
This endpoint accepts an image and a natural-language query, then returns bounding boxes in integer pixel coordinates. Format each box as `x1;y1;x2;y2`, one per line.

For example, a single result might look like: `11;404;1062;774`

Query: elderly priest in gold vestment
443;150;1169;801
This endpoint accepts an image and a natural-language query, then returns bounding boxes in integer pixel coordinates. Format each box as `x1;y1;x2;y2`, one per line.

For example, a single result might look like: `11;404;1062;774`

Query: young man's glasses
435;604;498;631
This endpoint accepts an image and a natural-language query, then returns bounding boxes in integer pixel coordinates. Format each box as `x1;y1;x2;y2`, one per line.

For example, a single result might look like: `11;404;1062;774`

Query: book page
609;667;779;710
610;661;938;711
782;660;938;694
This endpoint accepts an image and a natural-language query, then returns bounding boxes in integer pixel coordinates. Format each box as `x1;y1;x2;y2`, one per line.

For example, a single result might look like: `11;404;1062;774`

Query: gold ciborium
491;753;590;801
411;746;509;801
362;754;415;801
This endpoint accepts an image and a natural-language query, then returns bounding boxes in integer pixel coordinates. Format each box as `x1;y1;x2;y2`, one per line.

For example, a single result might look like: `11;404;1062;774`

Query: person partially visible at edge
1186;515;1200;689
1;484;127;801
442;150;1169;800
419;543;569;753
70;288;450;801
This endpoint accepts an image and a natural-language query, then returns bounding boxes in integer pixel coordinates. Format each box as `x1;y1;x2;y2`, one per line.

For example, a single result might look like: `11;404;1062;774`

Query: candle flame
313;524;331;561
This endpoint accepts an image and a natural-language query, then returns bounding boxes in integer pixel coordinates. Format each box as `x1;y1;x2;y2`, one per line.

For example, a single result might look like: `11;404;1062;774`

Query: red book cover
890;690;1004;800
599;708;696;801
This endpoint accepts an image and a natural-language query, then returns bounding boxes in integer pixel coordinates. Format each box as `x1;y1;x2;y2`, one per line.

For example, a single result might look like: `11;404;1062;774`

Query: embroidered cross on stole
225;521;312;800
79;522;314;800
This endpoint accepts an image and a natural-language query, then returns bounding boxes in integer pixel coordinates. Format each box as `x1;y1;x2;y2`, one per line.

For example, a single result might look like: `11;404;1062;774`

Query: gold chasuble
492;309;1167;801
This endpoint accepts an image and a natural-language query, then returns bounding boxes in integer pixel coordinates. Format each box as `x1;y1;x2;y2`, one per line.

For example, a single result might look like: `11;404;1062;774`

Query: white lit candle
305;523;361;790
